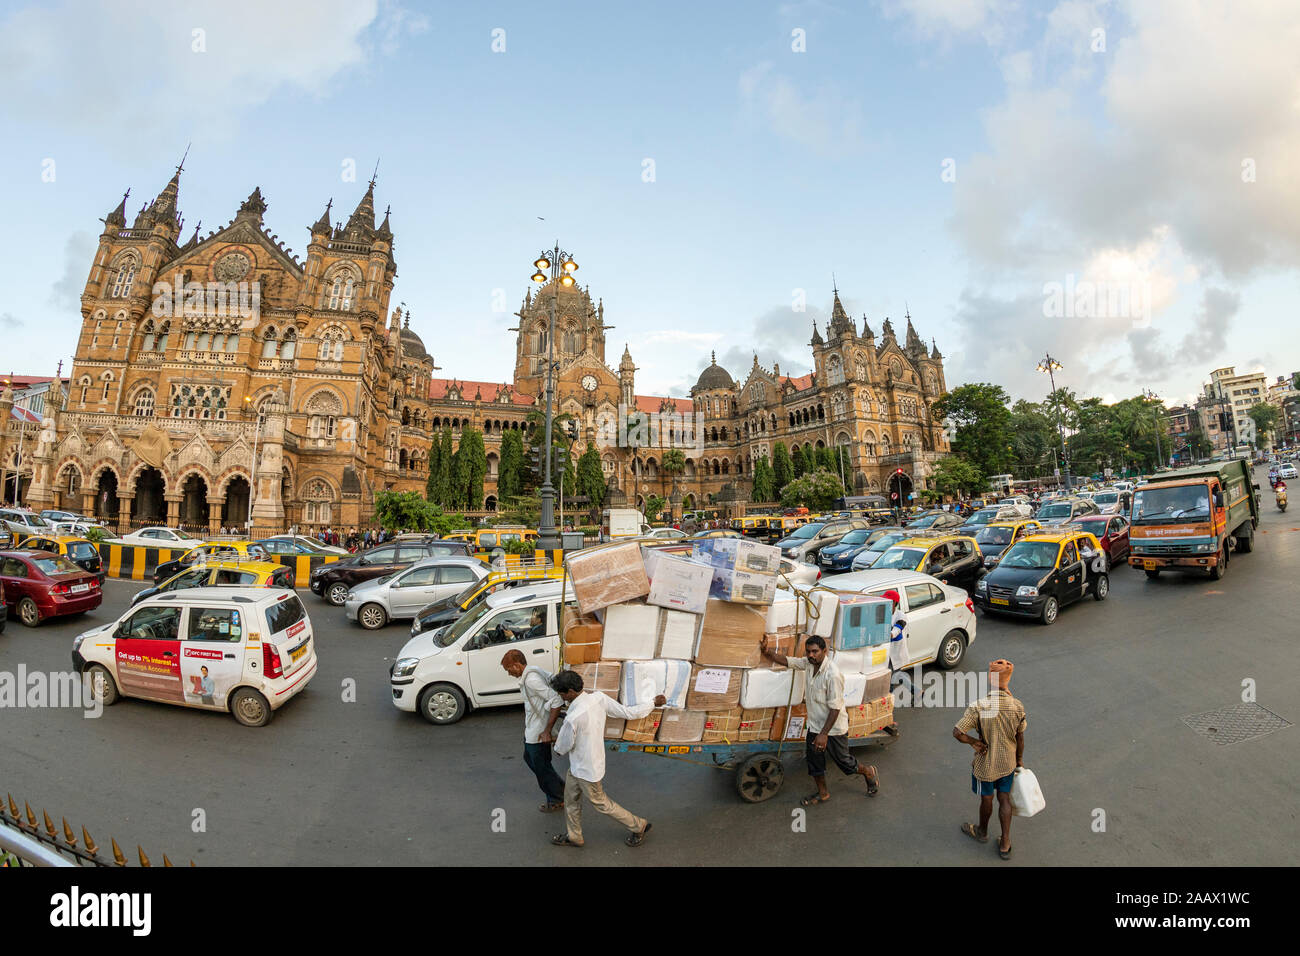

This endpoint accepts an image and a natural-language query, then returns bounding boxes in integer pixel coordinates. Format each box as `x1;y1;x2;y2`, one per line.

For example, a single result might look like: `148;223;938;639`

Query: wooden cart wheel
735;754;785;803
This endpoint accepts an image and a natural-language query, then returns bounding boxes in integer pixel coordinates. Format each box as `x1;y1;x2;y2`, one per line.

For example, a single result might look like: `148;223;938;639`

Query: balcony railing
258;358;295;371
178;350;240;365
57;411;257;438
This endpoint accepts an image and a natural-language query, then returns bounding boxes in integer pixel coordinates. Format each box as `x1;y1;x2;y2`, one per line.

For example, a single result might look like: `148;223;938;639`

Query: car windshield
907;515;938;527
68;542;98;559
1092;492;1119;505
1133;485;1211;522
999;541;1059;569
976;527;1014;546
867;532;908;553
838;530;871;545
788;523;825;540
873;547;927;570
434;598;495;648
34;555;82;575
966;509;1000;526
1037;503;1073;518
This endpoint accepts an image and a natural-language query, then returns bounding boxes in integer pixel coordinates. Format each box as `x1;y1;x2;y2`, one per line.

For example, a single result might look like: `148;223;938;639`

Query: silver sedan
345;556;488;630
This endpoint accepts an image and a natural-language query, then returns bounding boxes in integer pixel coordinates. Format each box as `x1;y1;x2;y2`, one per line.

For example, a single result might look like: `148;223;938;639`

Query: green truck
1128;459;1260;579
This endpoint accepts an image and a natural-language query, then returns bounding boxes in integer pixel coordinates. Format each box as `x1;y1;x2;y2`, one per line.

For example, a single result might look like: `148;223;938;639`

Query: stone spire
620;343;635;371
861;313;875;342
829;287;854;337
104;188;130;227
344;179;377;238
905;310;924;353
376;204;393;239
311;198;333;235
930;337;943;359
810;319;824;346
151;166;182;223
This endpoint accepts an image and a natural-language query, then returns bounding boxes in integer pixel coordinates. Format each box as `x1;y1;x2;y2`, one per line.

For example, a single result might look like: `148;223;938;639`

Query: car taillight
51;582;69;595
263;642;284;679
965;598;975;614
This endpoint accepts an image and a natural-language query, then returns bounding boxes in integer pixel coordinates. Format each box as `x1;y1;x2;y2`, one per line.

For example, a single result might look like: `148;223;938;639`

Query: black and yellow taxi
152;540;270;585
974;529;1109;625
867;533;983;592
131;558;295;607
973;519;1043;569
409;564;566;636
15;534;105;582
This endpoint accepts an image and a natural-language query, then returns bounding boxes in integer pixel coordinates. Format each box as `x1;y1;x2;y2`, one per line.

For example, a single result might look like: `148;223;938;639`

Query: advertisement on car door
115;638;185;703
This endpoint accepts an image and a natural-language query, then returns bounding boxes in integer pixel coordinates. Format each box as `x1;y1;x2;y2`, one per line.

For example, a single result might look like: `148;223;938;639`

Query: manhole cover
1181;702;1293;746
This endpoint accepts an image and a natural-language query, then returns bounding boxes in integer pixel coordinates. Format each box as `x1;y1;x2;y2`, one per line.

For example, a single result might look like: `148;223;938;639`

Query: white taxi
72;587;317;727
827;568;977;670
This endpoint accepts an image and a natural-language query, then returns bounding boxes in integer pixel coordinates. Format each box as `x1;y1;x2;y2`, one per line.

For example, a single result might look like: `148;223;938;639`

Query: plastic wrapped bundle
566;543;650;614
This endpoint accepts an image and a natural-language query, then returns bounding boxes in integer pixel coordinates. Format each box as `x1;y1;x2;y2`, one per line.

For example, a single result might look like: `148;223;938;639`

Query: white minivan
73;587;317;726
826;569;977;670
390;581;565;724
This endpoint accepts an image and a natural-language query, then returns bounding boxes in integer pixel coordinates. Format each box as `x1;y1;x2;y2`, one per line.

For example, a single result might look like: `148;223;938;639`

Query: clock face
581;374;598;392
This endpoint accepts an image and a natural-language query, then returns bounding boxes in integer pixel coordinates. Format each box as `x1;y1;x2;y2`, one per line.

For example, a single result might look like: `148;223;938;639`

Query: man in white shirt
761;634;880;806
501;650;565;812
549;669;666;848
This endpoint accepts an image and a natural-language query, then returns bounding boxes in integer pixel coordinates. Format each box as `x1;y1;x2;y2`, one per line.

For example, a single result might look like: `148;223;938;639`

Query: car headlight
975;578;987;591
1194;542;1212;552
410;619;423;635
1016;585;1038;597
392;657;420;678
73;633;86;651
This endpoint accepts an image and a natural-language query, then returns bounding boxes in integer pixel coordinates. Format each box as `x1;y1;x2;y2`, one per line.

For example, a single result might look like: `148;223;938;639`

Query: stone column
165;495;182;529
117;496;133;534
207;497;224;538
251;388;287;537
82;492;96;518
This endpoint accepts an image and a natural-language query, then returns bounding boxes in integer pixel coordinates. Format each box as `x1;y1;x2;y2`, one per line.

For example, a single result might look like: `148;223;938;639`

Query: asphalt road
3;473;1296;866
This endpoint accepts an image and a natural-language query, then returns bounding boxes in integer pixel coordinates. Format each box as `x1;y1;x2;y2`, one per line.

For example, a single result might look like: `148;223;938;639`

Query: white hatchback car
825;569;977;670
72;587;317;726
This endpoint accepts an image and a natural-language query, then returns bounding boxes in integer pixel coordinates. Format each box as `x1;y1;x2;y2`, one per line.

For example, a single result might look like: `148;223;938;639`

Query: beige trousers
564;772;645;844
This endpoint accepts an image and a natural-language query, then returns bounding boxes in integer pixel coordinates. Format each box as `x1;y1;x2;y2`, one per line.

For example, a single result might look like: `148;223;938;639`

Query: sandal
961;822;989;843
862;765;880;797
800;793;831;807
625;822;652;847
998;843;1012;860
551;834;583;848
539;802;564;813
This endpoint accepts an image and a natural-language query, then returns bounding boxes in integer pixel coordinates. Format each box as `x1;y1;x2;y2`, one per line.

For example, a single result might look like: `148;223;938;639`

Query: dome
693;352;734;391
400;320;428;361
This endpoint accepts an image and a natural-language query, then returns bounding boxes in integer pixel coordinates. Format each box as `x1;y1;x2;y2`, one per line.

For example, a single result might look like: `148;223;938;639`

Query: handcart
605;722;899;803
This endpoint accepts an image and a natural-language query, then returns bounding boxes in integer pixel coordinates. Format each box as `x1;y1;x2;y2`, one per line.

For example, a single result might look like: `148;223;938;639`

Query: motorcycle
1277;484;1288;513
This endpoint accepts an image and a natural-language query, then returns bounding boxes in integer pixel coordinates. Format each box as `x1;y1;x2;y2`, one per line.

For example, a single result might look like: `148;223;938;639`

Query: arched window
141;320;156;352
303;479;334;524
340;279;354;311
133;388;155;417
562;325;578;353
328;276;343;310
856;356;868;381
111;261;135;298
280;328;296;360
157;321;170;352
261;328;278;358
827;354;844;385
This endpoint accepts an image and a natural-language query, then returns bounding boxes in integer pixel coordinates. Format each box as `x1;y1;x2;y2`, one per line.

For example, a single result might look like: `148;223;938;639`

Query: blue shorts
972;772;1015;796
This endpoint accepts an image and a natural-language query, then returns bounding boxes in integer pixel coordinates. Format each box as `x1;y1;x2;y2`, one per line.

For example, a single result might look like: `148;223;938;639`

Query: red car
0;550;103;627
1069;515;1130;566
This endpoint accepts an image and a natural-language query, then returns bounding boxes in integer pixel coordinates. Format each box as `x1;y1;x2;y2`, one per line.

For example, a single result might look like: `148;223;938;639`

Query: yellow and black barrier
98;544;343;587
472;548;565;569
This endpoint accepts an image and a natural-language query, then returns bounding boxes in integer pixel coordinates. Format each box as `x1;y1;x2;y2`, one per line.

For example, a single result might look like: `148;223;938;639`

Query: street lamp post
1036;354;1072;492
530;243;579;552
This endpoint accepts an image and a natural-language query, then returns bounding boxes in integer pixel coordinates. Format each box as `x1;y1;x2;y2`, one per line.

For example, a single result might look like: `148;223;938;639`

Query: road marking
1204;590;1224;596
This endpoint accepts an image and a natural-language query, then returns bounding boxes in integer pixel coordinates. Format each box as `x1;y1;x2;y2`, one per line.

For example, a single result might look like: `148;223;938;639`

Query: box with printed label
622;708;664;743
833;594;892;650
604;717;626;740
619;659;691;710
566;542;650;614
737;707;775;742
696;600;766;668
701;707;744;743
709;567;778;604
739;668;806;709
570;661;621;699
770;703;808;741
656;708;707;743
685;664;743;710
691;537;782;574
656;608;701;660
646;554;713;615
600;601;660;660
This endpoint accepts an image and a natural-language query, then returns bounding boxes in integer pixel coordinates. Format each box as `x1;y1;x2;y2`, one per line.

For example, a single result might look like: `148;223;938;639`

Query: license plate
991;597;1010;606
70;583;89;593
290;642;309;663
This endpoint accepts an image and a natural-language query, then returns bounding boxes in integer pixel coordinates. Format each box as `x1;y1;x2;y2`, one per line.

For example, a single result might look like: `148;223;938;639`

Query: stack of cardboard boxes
562;540;897;744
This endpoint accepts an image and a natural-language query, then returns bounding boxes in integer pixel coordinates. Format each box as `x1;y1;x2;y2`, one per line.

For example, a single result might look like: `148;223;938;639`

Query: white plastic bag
1010;767;1045;818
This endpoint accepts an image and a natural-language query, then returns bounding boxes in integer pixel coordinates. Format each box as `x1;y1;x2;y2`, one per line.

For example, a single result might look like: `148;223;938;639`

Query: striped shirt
955;690;1026;781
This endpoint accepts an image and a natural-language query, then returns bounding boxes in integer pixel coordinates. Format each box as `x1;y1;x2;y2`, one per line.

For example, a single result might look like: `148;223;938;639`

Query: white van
72;587;317;727
390;581;566;724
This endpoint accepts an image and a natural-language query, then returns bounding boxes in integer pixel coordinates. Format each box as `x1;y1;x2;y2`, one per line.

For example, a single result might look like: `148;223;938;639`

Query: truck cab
390;580;566;724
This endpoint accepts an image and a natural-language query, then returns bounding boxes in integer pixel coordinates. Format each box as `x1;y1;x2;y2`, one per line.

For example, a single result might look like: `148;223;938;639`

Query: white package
739;668;806;709
843;671;867;707
620;659;691;709
808;589;838;639
647;555;713;614
765;591;799;631
601;602;659;660
832;648;869;675
657;609;701;659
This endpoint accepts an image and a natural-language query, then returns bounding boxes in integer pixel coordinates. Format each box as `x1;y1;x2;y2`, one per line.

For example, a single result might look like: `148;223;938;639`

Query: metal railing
1;793;192;867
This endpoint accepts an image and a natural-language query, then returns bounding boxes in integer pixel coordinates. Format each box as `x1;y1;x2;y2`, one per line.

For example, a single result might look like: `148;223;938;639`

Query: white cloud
738;62;866;155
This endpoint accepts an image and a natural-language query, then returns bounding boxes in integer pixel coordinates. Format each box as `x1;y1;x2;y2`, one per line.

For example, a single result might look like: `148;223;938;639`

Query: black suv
309;539;474;606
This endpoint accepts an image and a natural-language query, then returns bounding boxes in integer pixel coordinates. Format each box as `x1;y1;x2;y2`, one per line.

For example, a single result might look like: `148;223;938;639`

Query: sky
0;0;1296;409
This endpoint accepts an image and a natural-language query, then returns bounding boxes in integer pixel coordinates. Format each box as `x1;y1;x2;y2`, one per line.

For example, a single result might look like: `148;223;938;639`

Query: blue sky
1;0;1296;407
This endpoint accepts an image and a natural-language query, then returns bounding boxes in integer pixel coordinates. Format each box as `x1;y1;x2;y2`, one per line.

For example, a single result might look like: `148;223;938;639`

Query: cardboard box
843;671;867;707
685;663;743;711
563;621;603;665
765;592;800;632
571;661;621;699
865;694;894;720
739;668;806;709
709;567;778;604
863;665;892;700
622;708;664;743
848;703;894;738
657;708;706;743
701;707;744;743
605;717;626;740
601;601;660;660
619;659;691;709
656;608;701;660
566;543;650;614
692;537;782;574
737;707;775;742
833;594;892;650
758;631;806;669
696;600;766;668
770;703;808;741
831;647;868;674
647;554;713;615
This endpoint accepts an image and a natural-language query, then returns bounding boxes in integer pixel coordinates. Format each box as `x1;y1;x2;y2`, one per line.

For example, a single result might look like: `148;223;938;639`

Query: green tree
929;454;986;499
497;429;526;500
430;427;454;507
750;455;775;502
425;438;441;501
577;444;606;511
772;442;793;490
779;469;844;511
1247;402;1280;446
373;490;466;534
1008;400;1055;480
453;427;487;509
933;383;1015;477
644;494;667;522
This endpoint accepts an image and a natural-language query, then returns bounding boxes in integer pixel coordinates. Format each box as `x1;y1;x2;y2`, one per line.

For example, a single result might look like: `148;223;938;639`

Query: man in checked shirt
953;659;1026;860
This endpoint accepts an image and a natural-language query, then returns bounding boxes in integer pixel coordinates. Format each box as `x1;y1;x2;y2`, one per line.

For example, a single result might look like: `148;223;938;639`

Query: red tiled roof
634;395;693;415
3;375;68;388
783;373;814;391
428;378;535;406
